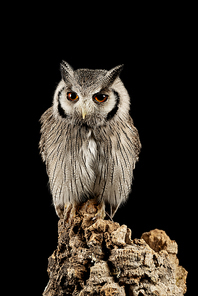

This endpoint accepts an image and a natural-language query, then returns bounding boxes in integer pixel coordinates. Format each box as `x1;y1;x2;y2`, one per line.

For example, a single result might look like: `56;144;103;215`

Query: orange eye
93;94;108;103
67;92;79;101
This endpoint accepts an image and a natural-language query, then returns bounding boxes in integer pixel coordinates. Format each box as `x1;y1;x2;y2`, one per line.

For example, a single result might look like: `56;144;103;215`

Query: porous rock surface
43;200;187;295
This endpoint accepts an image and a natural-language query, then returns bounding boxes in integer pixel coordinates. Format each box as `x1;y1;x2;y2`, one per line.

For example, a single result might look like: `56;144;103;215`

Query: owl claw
91;201;106;221
92;211;102;221
92;210;114;221
105;211;114;221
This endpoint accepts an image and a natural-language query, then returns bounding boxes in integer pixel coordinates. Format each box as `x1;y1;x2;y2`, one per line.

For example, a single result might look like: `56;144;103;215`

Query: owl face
53;61;130;127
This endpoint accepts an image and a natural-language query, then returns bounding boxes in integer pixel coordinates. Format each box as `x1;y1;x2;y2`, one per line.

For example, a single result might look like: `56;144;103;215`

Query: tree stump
43;199;187;295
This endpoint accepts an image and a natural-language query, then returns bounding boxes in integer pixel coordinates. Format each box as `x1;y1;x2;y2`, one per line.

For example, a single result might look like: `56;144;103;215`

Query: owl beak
82;108;86;119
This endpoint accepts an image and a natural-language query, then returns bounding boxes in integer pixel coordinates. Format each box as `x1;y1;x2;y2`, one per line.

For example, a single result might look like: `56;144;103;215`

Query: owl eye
93;94;108;103
67;92;79;101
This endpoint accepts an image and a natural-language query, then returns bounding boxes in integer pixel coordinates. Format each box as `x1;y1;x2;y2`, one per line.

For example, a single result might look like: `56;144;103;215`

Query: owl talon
105;211;114;221
92;211;102;221
92;212;104;221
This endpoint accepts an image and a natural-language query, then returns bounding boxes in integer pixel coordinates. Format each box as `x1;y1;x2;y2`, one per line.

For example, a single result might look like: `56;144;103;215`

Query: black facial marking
106;89;120;121
58;88;67;118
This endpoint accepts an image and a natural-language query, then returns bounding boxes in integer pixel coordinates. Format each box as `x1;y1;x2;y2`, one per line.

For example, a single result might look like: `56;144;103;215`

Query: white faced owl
39;61;141;219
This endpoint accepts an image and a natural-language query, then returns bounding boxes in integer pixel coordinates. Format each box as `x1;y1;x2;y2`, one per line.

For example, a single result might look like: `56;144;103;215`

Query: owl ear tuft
60;61;74;85
102;64;124;88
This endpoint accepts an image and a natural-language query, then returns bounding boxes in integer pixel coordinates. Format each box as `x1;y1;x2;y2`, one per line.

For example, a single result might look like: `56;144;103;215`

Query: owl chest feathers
80;129;98;181
40;107;140;207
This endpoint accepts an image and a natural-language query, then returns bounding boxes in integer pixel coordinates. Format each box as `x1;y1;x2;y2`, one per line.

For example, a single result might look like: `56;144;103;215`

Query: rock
43;199;188;296
141;229;178;254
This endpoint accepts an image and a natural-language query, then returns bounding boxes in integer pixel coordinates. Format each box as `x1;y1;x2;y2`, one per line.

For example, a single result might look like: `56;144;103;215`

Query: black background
10;5;194;295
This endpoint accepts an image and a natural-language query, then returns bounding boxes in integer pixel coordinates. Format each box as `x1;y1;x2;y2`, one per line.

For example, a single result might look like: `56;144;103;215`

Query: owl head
53;61;130;127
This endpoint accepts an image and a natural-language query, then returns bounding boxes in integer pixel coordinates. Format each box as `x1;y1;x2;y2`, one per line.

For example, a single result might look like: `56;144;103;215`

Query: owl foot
63;203;73;223
105;204;120;221
105;211;114;221
55;203;76;223
55;204;65;219
92;200;106;220
110;204;120;219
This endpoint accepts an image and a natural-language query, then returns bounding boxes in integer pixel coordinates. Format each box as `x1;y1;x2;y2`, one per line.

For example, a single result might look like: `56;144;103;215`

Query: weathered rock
43;199;188;295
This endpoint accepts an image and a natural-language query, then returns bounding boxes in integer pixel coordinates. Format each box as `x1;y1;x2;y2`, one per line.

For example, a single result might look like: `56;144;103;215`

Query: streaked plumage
39;61;141;218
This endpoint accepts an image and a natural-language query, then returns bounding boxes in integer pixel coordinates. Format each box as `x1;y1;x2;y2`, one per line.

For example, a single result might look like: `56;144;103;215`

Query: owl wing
126;116;141;163
107;117;141;219
39;107;55;162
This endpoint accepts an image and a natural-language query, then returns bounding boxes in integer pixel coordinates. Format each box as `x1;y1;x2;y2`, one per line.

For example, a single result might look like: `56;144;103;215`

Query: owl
39;61;141;219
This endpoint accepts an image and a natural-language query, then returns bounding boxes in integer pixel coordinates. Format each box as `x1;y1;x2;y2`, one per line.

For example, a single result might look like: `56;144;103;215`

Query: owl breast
80;130;98;186
40;107;140;212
